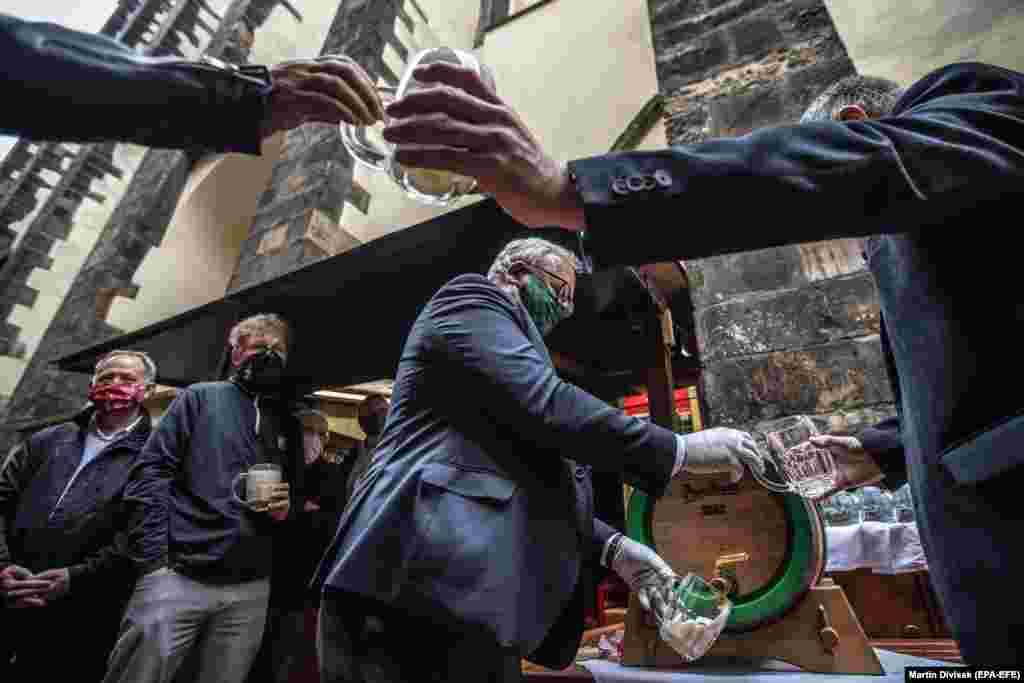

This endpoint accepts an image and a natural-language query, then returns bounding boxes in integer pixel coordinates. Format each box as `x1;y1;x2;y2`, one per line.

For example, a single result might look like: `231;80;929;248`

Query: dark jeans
317;592;521;683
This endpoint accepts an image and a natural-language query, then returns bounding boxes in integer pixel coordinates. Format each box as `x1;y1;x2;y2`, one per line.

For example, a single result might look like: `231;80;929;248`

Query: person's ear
836;104;868;122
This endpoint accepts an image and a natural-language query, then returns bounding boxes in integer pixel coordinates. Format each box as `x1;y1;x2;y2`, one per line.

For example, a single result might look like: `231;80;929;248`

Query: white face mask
303;430;324;465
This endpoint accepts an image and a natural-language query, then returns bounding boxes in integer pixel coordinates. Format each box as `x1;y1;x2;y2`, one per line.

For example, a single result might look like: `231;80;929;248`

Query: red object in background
622;388;691;418
594;575;630;627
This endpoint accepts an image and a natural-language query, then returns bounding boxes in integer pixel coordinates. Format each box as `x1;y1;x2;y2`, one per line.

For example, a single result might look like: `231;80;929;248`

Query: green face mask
521;274;571;337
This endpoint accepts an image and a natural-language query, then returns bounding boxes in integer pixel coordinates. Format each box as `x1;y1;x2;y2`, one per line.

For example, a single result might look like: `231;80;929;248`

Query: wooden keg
626;472;826;633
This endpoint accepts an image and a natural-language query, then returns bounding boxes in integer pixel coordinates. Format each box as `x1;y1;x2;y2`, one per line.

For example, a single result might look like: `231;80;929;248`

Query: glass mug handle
746;457;793;494
339;86;397;172
745;433;794;494
231;472;251;507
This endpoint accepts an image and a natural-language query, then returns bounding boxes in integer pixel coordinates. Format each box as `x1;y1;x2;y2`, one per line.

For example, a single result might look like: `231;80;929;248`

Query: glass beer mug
653;573;732;662
750;415;837;499
340;47;495;206
231;463;282;511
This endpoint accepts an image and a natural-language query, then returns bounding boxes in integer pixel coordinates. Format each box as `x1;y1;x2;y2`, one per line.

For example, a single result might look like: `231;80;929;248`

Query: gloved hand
608;535;677;624
679;428;764;483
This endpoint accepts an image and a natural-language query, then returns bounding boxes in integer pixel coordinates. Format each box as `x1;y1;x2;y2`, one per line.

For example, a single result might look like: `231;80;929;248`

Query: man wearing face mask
312;238;764;682
105;314;300;683
0;350;155;681
345;395;391;500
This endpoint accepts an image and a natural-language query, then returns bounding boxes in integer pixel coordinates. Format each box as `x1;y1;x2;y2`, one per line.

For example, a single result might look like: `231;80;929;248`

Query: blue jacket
314;275;678;668
567;62;1024;666
123;381;301;583
0;12;271;154
0;406;149;597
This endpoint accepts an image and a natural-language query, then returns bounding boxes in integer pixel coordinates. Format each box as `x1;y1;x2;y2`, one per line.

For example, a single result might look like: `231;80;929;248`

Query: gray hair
800;74;904;123
228;313;291;351
487;238;580;285
93;350;157;385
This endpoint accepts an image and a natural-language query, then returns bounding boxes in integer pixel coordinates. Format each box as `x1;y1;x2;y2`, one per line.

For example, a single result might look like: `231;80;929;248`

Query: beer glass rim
765;414;816;434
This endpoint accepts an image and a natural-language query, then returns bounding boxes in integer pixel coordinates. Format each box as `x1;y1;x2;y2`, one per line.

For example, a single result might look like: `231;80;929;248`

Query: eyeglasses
519;263;575;312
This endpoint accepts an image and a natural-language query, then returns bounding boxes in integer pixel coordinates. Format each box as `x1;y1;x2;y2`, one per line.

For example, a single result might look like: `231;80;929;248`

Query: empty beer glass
654;573;732;662
339;47;495;206
751;415;837;499
860;486;896;522
893;483;915;522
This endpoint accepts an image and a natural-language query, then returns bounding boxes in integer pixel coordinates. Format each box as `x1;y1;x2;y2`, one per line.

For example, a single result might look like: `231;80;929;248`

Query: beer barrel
626;474;826;633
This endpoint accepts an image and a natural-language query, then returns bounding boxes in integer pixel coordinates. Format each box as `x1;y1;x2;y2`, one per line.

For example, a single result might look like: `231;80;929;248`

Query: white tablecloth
825;521;927;574
581;648;957;683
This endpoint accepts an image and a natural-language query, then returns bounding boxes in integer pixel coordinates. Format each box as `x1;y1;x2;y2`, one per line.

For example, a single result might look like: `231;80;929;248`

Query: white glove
607;535;731;662
607;534;676;624
679;428;764;483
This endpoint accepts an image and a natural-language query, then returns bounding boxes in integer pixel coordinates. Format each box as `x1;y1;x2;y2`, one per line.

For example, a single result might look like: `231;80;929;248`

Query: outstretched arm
0;13;383;154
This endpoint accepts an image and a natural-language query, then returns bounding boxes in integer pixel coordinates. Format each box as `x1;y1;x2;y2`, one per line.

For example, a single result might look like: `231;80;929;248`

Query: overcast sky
0;1;121;158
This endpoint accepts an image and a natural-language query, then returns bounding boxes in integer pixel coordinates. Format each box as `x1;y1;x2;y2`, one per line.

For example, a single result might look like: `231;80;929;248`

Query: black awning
54;199;663;393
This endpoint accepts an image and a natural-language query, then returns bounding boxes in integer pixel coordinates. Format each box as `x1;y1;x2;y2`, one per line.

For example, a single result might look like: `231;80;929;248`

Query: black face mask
233;348;286;392
358;412;386;437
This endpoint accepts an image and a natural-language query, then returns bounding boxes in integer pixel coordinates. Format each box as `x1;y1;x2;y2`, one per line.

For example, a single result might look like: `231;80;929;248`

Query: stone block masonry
647;0;894;434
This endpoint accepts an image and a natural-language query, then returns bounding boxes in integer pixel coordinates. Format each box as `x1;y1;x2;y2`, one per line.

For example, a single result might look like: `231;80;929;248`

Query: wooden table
522;641;963;681
522;635;962;681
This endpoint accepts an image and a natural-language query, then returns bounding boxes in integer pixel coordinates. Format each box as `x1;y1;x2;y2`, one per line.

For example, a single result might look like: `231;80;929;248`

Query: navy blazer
0;407;149;600
0;13;271;154
567;62;1024;665
314;275;677;668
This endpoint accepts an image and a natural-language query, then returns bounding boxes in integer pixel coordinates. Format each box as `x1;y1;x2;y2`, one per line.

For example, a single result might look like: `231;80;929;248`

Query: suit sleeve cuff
672;434;687;478
601;532;624;569
67;563;89;586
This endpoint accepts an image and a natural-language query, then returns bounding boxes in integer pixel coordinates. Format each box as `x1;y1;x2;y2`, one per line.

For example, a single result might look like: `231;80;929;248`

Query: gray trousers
317;592;521;683
103;567;271;683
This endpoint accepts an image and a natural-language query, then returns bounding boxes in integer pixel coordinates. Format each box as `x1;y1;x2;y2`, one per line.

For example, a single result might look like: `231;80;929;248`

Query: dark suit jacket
314;275;677;668
0;407;150;676
567;62;1024;666
860;416;905;489
0;13;270;154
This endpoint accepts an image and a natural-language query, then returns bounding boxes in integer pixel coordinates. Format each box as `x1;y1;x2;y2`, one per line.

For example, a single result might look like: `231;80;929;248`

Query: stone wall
0;0;280;452
648;0;896;435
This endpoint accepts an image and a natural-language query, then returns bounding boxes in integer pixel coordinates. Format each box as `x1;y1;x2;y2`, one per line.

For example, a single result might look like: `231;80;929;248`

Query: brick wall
648;0;896;434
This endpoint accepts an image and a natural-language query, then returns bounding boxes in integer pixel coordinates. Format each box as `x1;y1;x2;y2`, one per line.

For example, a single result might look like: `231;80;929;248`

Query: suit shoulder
430;274;516;309
421;274;526;346
182;381;233;396
896;61;1024;113
161;381;232;412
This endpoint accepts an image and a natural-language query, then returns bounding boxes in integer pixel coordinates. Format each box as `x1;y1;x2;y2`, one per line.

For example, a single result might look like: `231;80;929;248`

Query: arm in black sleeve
591;517;620;566
122;391;194;573
570;63;1024;267
66;504;136;591
860;416;907;490
0;437;45;570
0;13;271;154
428;277;677;498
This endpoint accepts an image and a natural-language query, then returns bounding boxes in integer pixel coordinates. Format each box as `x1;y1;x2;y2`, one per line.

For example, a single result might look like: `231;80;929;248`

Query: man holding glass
0;350;155;682
312;237;764;682
380;59;1024;666
104;313;301;683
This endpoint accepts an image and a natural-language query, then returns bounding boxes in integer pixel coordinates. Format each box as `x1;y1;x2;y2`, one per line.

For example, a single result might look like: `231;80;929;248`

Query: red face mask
89;382;146;413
